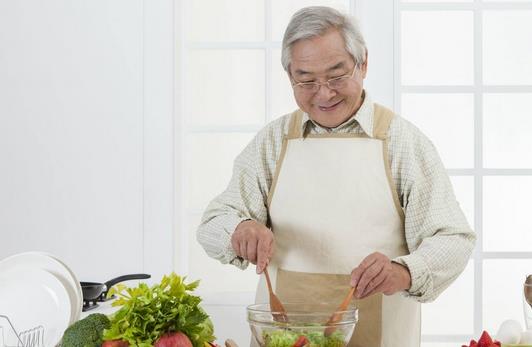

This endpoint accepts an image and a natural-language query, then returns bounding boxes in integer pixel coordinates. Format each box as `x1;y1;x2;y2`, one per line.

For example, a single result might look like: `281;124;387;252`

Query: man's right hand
231;219;274;274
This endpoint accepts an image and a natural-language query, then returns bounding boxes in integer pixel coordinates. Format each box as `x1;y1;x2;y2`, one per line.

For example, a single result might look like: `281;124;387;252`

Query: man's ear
361;51;368;78
286;70;294;84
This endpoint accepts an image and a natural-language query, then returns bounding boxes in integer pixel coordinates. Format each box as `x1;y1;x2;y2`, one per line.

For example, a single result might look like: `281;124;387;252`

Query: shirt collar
300;90;375;137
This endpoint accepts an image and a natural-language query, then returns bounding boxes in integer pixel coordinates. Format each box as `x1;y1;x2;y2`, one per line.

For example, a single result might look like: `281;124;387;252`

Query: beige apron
255;104;421;347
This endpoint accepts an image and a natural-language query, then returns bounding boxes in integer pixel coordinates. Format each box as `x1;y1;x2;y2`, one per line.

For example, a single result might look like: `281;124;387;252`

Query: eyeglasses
291;64;359;95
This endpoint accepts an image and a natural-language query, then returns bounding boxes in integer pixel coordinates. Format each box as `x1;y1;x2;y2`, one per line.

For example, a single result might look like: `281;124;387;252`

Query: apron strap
287;109;304;139
373;103;395;140
372;103;404;221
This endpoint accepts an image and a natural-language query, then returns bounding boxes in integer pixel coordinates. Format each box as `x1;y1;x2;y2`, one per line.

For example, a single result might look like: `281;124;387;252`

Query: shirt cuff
393;253;433;301
219;215;251;270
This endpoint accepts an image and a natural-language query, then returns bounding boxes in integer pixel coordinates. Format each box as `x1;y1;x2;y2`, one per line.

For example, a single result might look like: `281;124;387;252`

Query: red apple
154;332;193;347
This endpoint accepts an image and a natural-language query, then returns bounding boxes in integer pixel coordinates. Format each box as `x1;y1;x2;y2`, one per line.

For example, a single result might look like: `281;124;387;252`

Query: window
398;1;532;345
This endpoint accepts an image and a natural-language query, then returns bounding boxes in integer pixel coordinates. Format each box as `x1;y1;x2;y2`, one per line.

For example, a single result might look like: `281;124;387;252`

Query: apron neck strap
287;109;304;139
373;103;395;140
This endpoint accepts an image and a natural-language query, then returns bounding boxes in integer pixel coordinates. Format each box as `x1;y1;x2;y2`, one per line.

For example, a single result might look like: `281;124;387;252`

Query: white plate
0;252;82;324
44;253;83;322
0;268;71;347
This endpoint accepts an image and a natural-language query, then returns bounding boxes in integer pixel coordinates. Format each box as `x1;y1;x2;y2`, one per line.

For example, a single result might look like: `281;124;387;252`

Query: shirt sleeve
196;128;276;270
390;118;477;303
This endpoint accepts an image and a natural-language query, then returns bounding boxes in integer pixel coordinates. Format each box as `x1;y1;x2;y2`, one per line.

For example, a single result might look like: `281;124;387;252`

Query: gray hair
281;6;367;72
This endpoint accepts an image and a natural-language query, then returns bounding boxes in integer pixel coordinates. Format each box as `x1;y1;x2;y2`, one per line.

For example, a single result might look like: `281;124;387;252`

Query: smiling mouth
318;100;343;112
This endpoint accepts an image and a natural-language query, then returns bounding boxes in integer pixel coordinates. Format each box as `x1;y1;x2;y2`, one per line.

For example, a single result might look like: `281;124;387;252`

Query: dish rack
0;315;44;347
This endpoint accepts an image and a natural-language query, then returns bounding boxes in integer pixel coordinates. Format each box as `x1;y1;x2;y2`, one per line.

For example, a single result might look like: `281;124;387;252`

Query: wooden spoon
525;275;532;306
324;286;356;337
225;339;239;347
263;267;289;323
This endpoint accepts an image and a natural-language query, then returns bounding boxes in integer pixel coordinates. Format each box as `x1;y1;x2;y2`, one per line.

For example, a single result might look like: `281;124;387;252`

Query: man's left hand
350;252;411;299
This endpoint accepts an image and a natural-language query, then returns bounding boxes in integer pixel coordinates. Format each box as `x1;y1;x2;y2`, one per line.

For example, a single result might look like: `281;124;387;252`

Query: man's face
289;29;367;128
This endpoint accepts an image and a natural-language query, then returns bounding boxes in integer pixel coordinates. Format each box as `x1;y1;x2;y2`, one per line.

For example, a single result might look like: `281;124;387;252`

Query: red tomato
292;335;309;347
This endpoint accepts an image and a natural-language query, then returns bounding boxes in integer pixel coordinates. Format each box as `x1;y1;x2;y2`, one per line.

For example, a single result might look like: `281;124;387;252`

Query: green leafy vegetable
263;329;345;347
103;273;215;347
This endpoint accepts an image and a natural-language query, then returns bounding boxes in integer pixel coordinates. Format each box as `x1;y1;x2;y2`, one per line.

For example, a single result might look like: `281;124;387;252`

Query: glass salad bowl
247;303;358;347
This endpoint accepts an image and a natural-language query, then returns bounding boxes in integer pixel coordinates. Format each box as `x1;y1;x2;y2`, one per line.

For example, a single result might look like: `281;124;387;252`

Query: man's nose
314;83;336;101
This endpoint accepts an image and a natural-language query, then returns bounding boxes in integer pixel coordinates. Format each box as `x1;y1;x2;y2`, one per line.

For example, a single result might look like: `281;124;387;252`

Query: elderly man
197;6;475;347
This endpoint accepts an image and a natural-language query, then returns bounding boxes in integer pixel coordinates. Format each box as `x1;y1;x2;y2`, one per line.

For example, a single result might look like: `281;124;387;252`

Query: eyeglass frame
290;63;361;95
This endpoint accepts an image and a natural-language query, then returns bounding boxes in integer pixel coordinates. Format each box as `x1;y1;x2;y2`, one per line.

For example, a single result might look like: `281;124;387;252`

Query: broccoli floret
84;314;111;333
62;313;111;347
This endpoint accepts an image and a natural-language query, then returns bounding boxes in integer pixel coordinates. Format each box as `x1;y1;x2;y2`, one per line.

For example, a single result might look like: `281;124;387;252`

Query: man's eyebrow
294;68;311;75
327;61;346;71
294;61;347;75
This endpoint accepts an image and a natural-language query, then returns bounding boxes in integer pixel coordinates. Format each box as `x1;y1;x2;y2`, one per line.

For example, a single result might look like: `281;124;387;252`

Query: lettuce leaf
103;273;215;347
263;329;345;347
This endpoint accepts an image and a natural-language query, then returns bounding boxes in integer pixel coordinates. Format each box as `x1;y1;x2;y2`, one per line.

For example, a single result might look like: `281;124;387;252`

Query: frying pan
81;273;151;302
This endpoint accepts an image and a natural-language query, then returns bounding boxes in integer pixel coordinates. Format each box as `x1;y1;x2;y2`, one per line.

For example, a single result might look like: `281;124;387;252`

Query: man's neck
322;90;366;131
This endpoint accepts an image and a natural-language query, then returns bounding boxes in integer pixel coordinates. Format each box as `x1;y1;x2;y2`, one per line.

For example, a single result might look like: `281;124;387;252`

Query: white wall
0;0;253;342
0;0;174;283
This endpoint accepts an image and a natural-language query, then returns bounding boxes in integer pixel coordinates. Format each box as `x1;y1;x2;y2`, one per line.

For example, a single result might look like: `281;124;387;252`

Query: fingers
360;266;400;298
350;252;391;298
350;254;412;298
355;261;386;298
358;267;388;298
247;241;258;265
364;279;388;297
230;220;274;273
235;239;257;263
256;237;272;274
269;241;275;259
231;233;241;257
350;252;379;287
240;241;247;261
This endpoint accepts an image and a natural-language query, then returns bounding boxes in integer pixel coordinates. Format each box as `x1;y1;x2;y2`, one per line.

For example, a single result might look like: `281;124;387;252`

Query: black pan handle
104;274;151;291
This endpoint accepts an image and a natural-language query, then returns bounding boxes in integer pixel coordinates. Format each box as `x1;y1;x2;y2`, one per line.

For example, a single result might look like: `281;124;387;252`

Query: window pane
422;261;474;334
271;0;350;42
185;0;264;42
403;0;472;2
483;1;532;4
186;213;259;293
271;49;298;119
401;93;474;168
483;93;532;168
401;11;474;85
483;11;532;85
483;259;532;332
483;176;532;252
186;50;265;127
185;133;255;211
450;176;475;228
